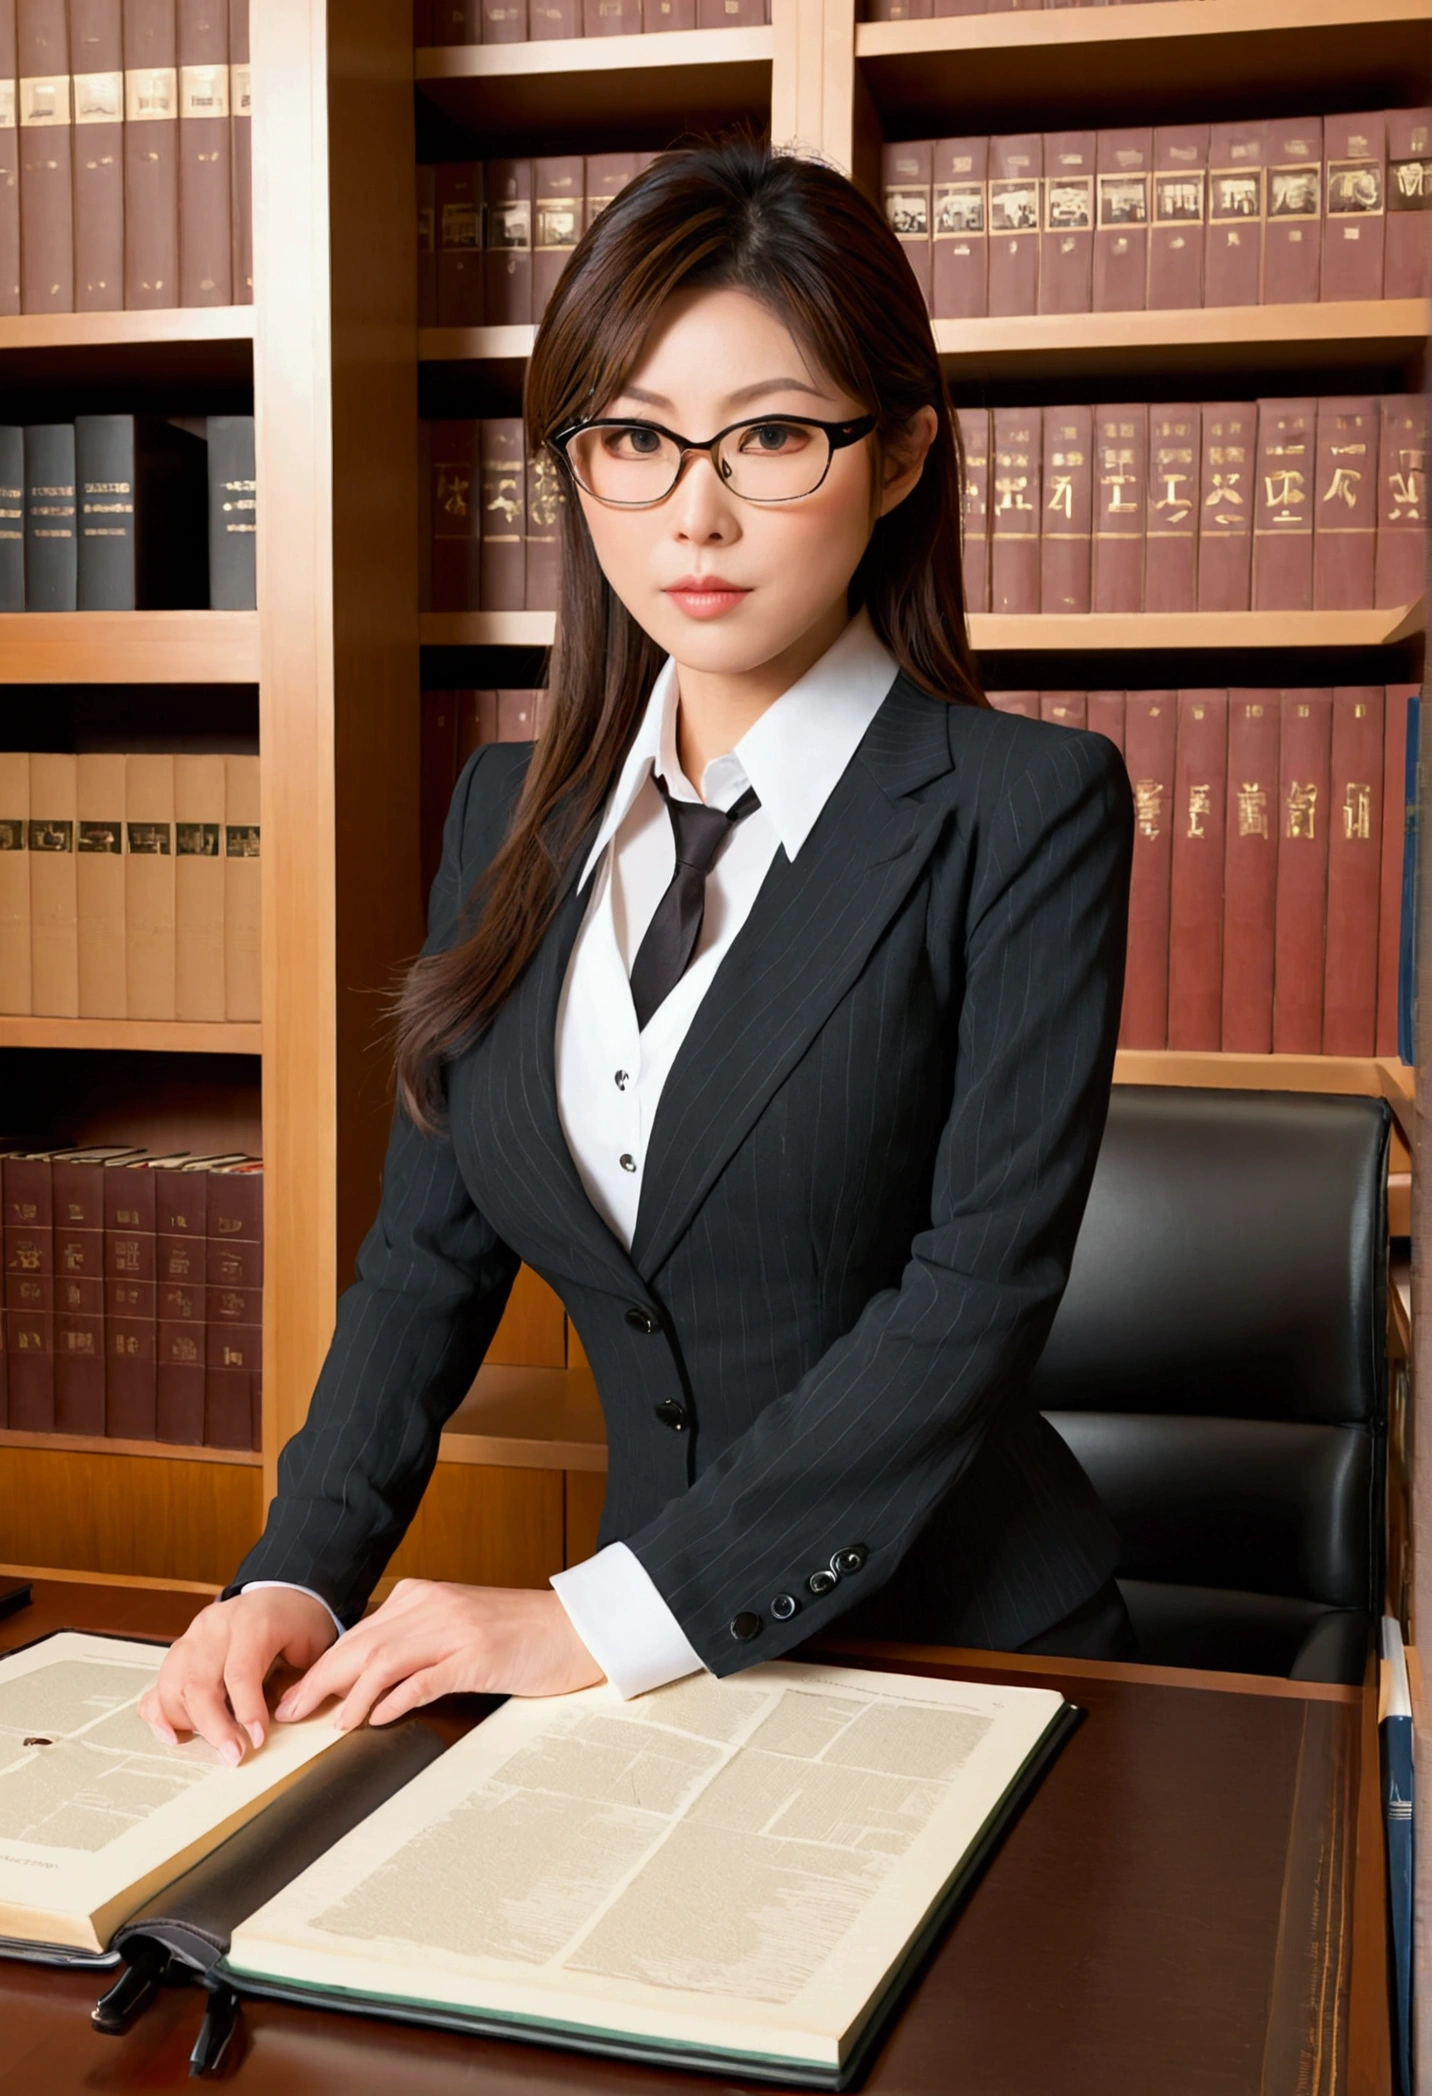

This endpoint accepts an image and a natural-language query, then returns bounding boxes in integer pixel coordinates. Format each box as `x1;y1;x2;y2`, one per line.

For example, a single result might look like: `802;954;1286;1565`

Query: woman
141;137;1133;1764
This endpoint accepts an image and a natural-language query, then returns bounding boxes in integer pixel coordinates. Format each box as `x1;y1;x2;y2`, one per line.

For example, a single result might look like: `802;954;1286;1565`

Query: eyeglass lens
565;420;833;504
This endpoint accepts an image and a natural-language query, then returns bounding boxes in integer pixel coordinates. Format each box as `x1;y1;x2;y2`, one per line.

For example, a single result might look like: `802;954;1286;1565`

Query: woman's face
570;285;933;677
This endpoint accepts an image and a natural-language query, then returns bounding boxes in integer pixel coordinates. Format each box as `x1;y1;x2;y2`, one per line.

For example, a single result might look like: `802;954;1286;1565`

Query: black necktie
628;771;761;1031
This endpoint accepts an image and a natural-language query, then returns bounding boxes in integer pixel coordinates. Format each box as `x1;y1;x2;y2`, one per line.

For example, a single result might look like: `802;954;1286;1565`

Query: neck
673;597;851;795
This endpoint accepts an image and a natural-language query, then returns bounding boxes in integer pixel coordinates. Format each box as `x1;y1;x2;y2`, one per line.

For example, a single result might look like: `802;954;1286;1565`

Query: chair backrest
1030;1086;1390;1624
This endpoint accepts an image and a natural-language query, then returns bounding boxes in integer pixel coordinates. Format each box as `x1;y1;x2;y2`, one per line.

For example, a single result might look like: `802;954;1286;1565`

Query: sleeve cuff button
831;1546;868;1576
770;1593;799;1621
729;1612;762;1641
807;1568;838;1596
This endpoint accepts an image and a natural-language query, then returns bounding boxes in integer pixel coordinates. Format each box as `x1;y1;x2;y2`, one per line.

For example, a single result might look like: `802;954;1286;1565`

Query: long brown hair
396;133;985;1131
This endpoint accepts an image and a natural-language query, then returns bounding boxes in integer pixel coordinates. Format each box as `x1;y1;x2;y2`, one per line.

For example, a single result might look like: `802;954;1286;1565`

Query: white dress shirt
251;608;900;1700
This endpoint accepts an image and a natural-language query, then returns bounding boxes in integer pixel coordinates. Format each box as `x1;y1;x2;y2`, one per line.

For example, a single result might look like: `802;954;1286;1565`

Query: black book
206;416;257;610
0;429;23;612
74;417;210;611
23;425;78;611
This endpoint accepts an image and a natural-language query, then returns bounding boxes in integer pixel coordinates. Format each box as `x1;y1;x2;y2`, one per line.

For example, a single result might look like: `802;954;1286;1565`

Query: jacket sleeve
225;748;526;1624
625;724;1134;1672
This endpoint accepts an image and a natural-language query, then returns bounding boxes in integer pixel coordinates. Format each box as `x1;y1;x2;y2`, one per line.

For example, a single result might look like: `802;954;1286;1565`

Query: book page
229;1662;1067;2071
0;1632;344;1952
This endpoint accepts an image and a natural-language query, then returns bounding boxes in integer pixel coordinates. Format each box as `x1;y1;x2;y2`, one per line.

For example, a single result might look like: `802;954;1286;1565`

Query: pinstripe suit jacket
230;672;1135;1667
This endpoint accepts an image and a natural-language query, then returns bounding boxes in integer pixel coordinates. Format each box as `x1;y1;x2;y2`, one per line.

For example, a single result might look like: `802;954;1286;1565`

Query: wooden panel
441;1363;607;1470
488;1265;567;1368
0;308;255;351
381;1465;565;1589
0;612;260;684
565;1470;607;1568
0;1019;261;1053
0;1447;262;1585
0;1430;259;1466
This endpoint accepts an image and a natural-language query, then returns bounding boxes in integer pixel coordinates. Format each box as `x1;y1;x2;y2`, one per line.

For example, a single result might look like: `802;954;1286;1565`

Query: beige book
0;752;31;1015
224;753;260;1022
174;754;226;1021
125;754;177;1021
76;753;128;1020
28;752;79;1018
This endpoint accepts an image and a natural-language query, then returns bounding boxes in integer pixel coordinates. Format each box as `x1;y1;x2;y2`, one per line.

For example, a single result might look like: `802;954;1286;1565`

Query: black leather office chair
1032;1086;1392;1685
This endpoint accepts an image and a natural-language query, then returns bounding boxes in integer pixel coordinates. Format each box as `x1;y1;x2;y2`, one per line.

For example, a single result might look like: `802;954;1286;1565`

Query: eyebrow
617;377;832;411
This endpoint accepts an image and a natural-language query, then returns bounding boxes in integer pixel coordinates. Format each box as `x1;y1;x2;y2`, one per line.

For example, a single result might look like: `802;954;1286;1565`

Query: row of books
2;413;256;611
416;0;767;43
2;1143;262;1449
420;687;546;894
989;686;1414;1057
0;0;253;315
867;0;1187;13
883;112;1429;317
0;751;260;1021
957;396;1423;618
422;418;561;613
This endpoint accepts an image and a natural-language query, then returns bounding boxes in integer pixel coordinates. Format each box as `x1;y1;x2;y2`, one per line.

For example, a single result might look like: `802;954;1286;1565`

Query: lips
663;576;752;620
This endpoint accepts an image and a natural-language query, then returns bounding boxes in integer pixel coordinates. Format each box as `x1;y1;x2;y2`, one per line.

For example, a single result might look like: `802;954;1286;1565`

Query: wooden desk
0;1576;1391;2096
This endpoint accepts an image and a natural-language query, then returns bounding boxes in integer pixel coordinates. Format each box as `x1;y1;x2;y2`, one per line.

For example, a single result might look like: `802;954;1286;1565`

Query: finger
274;1640;363;1722
182;1678;251;1765
223;1634;275;1752
368;1664;452;1727
136;1685;178;1745
335;1658;416;1733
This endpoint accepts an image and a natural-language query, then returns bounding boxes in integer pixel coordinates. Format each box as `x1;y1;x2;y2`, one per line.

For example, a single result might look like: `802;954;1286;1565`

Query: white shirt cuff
551;1541;707;1699
241;1581;346;1640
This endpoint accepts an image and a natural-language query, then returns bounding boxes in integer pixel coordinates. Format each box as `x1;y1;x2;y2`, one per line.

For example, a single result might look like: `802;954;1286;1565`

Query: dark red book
990;407;1040;615
430;0;479;33
177;0;231;305
483;0;527;37
524;446;562;611
1166;689;1227;1050
1262;117;1321;306
1087;690;1125;755
457;688;498;762
582;0;635;31
53;1150;133;1433
1092;127;1150;313
123;0;180;309
1091;403;1147;614
70;0;125;313
1322;686;1384;1055
1385;108;1432;300
479;417;525;611
154;1157;207;1443
429;419;479;611
104;1156;164;1438
584;151;637;232
956;407;989;613
1312;396;1378;612
1040;692;1086;729
1378;685;1416;1055
1118;691;1177;1048
1039;403;1092;613
435;160;483;326
228;0;250;302
1272;688;1332;1054
533;154;582;317
1374;395;1427;610
696;0;765;23
4;1150;58;1430
0;0;19;313
1148;123;1207;311
932;136;986;319
496;690;541;740
1252;397;1315;612
1220;689;1280;1051
1197;401;1255;611
419;689;460;901
17;0;74;312
1205;120;1266;309
416;162;436;324
641;0;693;27
484;158;531;325
1038;130;1094;314
1145;403;1199;614
987;133;1041;315
985;691;1039;717
205;1160;260;1449
1322;112;1386;303
883;139;933;310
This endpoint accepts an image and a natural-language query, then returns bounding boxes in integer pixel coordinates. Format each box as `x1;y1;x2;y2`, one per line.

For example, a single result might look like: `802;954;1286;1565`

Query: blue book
1381;1615;1414;2096
1397;696;1420;1068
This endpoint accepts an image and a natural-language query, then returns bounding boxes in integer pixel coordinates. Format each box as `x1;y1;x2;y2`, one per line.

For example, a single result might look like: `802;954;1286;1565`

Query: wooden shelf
932;302;1428;383
421;610;554;647
440;1361;607;1471
420;322;534;367
1114;1050;1415;1140
0;1017;261;1053
0;1427;261;1466
0;305;254;389
0;306;254;352
415;26;773;137
0;611;260;684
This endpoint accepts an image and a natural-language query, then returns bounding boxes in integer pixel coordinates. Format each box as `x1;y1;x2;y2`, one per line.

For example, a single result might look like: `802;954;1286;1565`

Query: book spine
76;749;127;1017
1037;129;1094;314
123;0;179;309
177;0;231;305
1262;116;1321;306
17;0;73;311
524;444;562;611
496;689;538;739
457;687;498;760
69;0;124;313
125;751;175;1019
206;1165;260;1449
1398;696;1420;1065
23;419;77;608
955;406;989;613
1148;123;1207;311
1374;395;1428;611
1196;401;1255;612
1322;686;1384;1054
206;411;255;607
1119;691;1177;1047
432;0;479;33
1040;691;1086;728
28;749;78;1016
0;0;18;314
530;0;580;32
988;133;1041;316
1144;402;1198;615
583;0;635;28
483;157;530;324
533;153;581;319
1092;126;1150;313
156;1165;205;1442
223;749;258;1020
1091;402;1147;614
932;136;987;319
0;748;29;1013
174;750;224;1019
1385;108;1432;301
697;0;765;23
429;417;478;610
1166;688;1227;1050
106;1162;157;1438
74;411;136;608
0;422;21;608
1039;402;1092;613
434;159;483;326
227;0;248;302
415;161;435;324
1323;111;1387;303
1272;687;1333;1054
1252;396;1316;612
882;139;933;310
1205;120;1266;308
985;690;1039;716
1378;685;1415;1056
1312;395;1377;612
5;1155;54;1430
989;406;1040;615
479;416;525;612
583;151;636;233
1087;689;1125;754
55;1285;104;1432
53;1158;106;1437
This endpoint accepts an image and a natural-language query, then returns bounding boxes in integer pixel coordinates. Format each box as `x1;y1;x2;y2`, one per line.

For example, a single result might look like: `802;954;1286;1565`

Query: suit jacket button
831;1545;868;1577
653;1399;689;1432
807;1568;838;1596
730;1612;762;1641
770;1593;799;1621
625;1305;662;1334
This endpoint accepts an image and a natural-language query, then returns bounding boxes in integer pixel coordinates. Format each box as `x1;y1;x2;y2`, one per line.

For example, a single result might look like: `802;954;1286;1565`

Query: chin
646;610;795;675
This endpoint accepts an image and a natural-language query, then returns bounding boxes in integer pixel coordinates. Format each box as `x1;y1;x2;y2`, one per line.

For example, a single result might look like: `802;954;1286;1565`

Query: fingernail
246;1721;265;1750
274;1695;295;1720
220;1739;242;1766
152;1723;177;1745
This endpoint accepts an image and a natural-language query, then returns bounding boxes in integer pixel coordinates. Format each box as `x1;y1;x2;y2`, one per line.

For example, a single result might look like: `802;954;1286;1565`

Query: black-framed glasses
549;412;878;508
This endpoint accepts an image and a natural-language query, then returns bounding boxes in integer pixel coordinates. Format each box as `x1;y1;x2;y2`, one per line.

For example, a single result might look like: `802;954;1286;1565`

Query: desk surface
0;1576;1388;2096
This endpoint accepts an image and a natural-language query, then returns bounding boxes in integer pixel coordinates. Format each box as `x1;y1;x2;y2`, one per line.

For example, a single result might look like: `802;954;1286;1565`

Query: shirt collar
578;607;899;887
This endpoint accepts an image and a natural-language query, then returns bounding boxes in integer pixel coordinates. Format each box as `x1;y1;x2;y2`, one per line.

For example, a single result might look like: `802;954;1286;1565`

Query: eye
601;424;665;458
736;421;811;454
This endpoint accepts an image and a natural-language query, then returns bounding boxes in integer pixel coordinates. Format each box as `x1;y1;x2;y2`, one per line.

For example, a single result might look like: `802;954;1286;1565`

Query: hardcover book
1039;403;1092;614
1312;396;1378;612
1040;692;1086;728
1322;112;1386;303
533;154;581;318
987;133;1040;315
1038;130;1094;314
155;1155;219;1445
583;0;635;31
75;750;126;1019
122;0;180;307
478;417;525;613
222;752;258;1021
1272;688;1333;1054
176;0;231;305
584;150;637;231
1220;690;1280;1052
1261;117;1321;306
1166;689;1227;1050
1322;687;1384;1055
1373;394;1427;610
524;445;562;612
124;752;175;1021
205;1158;260;1449
174;752;224;1022
642;0;695;28
0;0;19;314
3;1146;66;1431
0;749;29;1014
1378;686;1416;1055
483;158;531;325
1148;123;1207;311
75;414;209;609
1118;691;1176;1048
0;423;18;608
932;136;986;319
1087;690;1125;754
1092;127;1150;313
17;0;73;312
1197;402;1255;611
23;420;77;609
54;1147;139;1434
28;750;78;1018
955;407;989;613
415;162;435;324
70;0;125;312
1090;403;1147;614
989;407;1040;615
227;0;249;302
205;413;255;608
1145;403;1199;614
435;160;483;327
1252;397;1316;612
1385;108;1432;300
428;418;478;612
1205;120;1266;308
883;140;933;309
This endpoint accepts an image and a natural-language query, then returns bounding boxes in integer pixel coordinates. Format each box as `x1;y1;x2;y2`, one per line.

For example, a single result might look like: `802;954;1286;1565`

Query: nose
665;450;739;542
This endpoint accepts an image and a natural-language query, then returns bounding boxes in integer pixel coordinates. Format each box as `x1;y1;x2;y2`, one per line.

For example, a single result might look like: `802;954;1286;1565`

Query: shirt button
615;1071;629;1089
730;1612;762;1642
619;1153;636;1173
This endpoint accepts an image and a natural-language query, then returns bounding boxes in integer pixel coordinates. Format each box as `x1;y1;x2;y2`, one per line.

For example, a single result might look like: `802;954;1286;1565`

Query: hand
137;1588;339;1765
273;1580;604;1731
